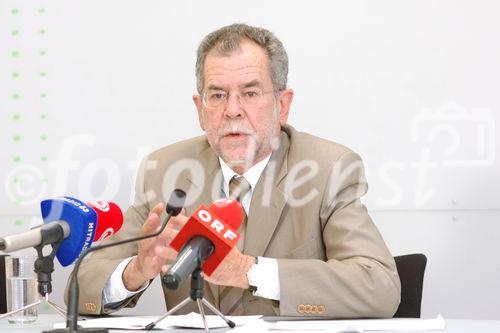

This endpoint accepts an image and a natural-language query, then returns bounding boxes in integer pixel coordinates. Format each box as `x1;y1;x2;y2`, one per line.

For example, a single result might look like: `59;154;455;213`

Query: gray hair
195;23;289;94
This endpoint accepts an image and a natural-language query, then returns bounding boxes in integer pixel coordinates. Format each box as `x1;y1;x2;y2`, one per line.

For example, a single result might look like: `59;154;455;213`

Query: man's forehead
206;39;268;64
203;41;271;88
204;51;268;72
205;67;264;84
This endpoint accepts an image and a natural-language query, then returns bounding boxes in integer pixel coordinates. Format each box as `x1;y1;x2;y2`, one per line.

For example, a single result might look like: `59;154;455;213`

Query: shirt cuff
103;257;150;305
246;256;280;301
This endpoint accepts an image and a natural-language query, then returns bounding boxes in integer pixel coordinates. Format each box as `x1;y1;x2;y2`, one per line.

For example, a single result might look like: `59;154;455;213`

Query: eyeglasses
201;88;277;109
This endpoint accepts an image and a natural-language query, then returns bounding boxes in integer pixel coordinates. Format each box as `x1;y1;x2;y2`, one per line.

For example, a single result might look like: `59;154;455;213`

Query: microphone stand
144;265;235;332
44;189;186;333
0;223;68;321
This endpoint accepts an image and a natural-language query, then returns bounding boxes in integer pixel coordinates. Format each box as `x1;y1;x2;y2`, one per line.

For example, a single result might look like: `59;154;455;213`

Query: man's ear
278;89;294;126
193;94;205;130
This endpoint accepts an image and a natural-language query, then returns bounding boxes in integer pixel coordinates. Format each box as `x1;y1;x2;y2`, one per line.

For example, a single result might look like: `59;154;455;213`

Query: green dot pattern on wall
14;219;23;227
6;6;50;209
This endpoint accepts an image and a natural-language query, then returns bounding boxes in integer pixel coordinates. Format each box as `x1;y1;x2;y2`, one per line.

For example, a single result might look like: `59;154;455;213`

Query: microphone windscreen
209;199;244;230
40;197;98;267
169;201;242;276
87;201;124;241
166;189;186;216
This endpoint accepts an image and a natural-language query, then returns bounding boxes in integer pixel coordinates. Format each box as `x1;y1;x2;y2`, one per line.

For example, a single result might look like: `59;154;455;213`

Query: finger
142;202;165;234
228;246;241;257
149;256;161;273
154;244;177;261
157;225;178;243
142;213;160;235
142;234;165;254
152;202;166;215
168;213;189;230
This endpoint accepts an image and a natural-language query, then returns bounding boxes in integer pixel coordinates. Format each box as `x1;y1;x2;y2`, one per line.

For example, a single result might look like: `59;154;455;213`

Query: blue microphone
0;197;123;267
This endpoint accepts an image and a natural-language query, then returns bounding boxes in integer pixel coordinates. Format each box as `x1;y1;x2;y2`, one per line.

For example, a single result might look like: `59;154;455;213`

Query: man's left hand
204;247;256;289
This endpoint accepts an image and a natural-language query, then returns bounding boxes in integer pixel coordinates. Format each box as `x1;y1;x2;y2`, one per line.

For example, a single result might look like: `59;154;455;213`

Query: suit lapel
181;144;222;212
244;131;290;257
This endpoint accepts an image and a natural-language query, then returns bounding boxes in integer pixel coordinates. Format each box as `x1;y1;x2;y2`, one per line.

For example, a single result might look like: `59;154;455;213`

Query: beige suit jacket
69;125;401;318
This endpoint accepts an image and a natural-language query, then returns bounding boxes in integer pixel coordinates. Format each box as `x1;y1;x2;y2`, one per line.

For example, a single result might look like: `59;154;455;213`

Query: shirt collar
219;154;272;195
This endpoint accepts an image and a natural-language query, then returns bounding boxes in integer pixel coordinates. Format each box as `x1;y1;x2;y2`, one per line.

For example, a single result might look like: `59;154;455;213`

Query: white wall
1;0;498;319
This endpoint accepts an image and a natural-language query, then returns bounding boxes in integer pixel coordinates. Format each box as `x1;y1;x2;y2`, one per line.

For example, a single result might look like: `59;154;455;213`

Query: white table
1;314;500;332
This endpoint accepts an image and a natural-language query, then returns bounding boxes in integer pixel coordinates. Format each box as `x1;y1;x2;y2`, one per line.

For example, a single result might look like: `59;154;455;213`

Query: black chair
393;253;427;318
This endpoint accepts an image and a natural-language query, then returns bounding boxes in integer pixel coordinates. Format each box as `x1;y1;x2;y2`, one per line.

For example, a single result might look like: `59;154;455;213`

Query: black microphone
44;189;186;333
163;236;214;289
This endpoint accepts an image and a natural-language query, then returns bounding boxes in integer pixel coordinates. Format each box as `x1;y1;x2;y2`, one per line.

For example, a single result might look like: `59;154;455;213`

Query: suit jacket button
311;305;318;314
297;304;305;314
84;302;97;313
304;304;312;314
318;305;325;314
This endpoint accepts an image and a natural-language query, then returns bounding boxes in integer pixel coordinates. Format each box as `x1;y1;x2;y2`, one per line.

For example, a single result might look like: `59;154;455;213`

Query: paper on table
271;315;446;332
158;313;262;329
54;316;155;330
54;312;262;330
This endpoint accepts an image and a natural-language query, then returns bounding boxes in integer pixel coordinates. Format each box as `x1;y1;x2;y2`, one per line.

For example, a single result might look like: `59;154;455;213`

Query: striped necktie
219;175;251;315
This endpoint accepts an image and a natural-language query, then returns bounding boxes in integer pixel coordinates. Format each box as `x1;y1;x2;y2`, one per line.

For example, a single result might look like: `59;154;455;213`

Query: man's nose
224;93;244;118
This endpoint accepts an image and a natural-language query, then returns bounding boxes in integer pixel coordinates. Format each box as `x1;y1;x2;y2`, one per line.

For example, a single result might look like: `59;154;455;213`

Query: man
70;23;401;317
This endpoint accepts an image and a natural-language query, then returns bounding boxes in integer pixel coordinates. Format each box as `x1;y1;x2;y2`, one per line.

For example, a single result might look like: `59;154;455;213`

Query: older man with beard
70;23;401;318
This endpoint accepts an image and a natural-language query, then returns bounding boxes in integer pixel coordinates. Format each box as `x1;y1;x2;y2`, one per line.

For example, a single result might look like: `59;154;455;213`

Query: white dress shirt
103;154;280;306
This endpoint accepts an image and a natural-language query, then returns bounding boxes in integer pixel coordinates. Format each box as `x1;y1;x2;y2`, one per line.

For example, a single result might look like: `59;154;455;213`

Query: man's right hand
122;202;188;291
